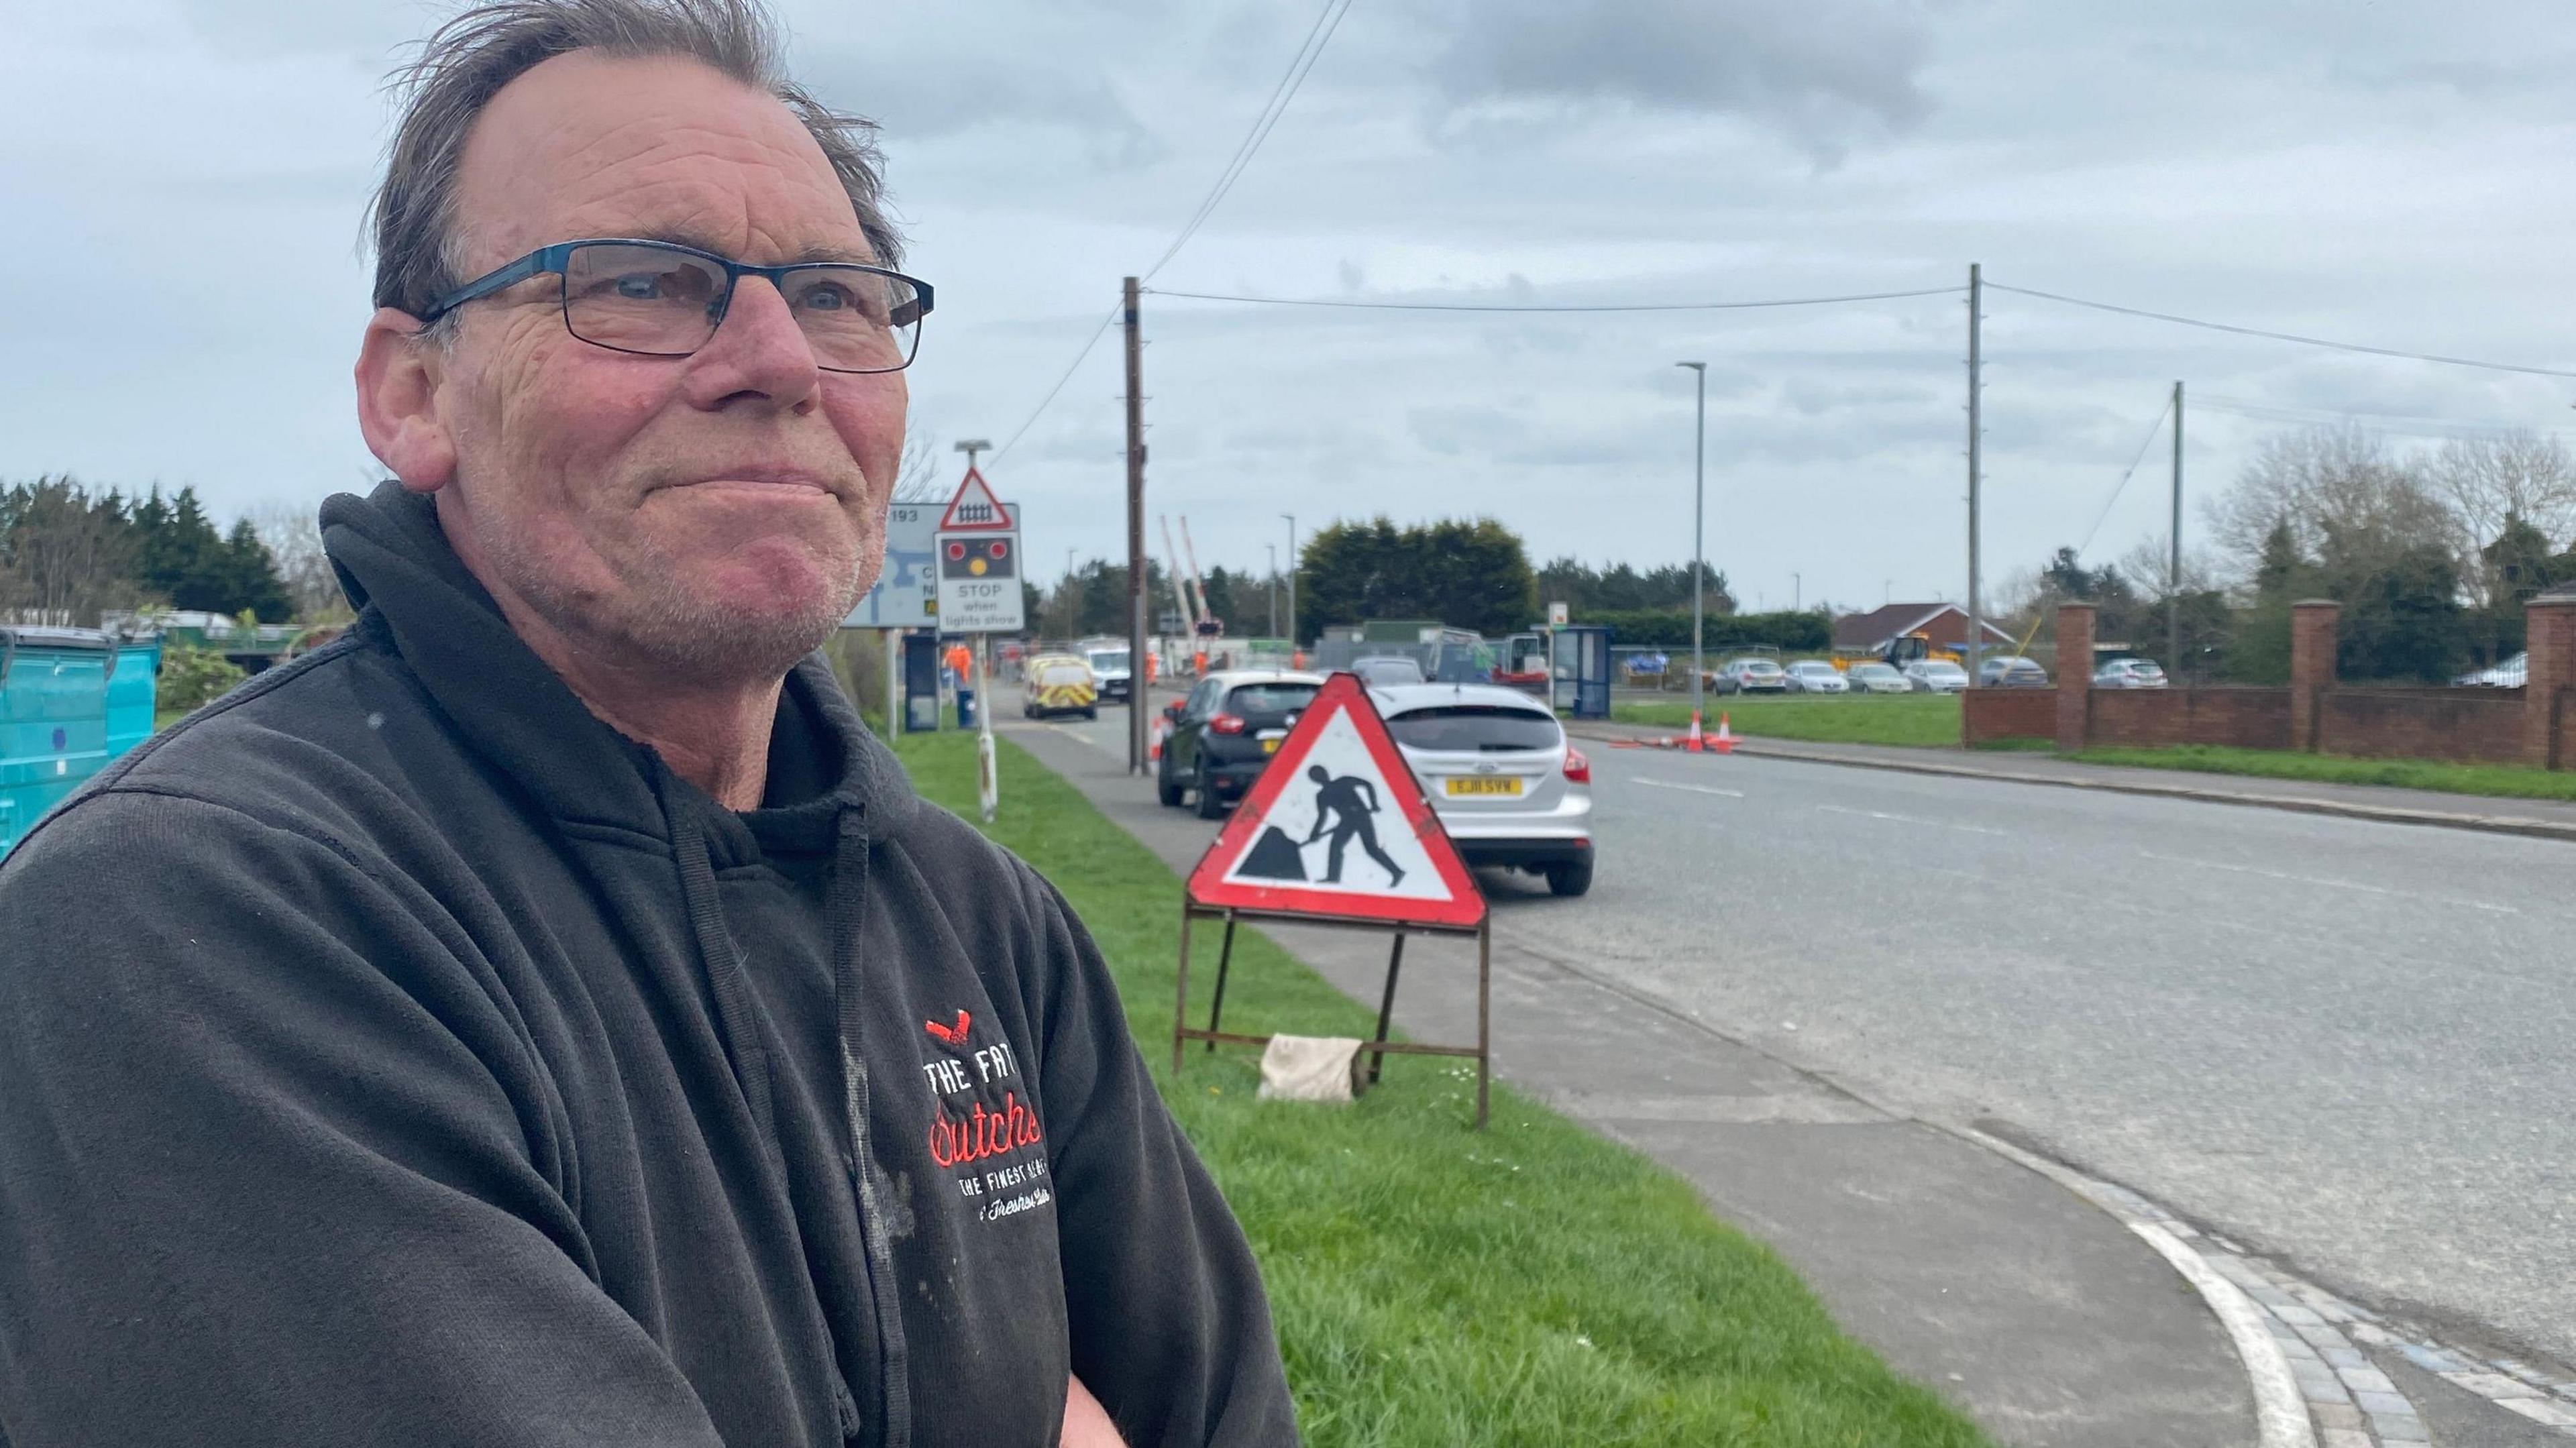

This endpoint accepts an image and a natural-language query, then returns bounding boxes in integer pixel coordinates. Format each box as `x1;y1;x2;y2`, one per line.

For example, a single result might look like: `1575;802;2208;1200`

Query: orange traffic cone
1149;715;1169;761
1686;712;1705;753
1711;714;1736;755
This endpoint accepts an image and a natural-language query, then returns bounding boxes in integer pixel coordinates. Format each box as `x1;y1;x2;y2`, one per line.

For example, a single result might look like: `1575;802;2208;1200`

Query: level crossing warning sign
1185;673;1483;929
933;466;1024;632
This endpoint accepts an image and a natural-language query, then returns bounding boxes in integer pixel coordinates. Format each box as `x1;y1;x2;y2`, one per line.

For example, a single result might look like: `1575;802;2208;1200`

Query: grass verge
1613;692;1962;748
2066;743;2576;804
892;730;1988;1447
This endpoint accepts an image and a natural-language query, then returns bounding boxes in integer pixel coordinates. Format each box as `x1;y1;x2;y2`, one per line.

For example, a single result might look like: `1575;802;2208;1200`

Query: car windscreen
1085;651;1129;672
1225;683;1318;716
1788;663;1835;675
1386;706;1562;753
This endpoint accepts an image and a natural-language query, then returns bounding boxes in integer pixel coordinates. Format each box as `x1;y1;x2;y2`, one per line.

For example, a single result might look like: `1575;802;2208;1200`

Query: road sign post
934;467;1024;820
1169;673;1493;1126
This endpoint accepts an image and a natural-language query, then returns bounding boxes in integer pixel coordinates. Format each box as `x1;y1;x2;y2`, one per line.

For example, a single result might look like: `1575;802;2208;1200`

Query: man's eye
800;282;855;312
613;274;665;300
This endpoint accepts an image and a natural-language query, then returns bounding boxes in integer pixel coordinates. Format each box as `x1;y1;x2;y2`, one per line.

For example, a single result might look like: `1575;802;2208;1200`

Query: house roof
1829;602;2017;651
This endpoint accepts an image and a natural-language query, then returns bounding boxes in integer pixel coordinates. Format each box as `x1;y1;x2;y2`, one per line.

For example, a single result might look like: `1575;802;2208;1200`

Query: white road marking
1816;803;2007;836
2139;851;2519;915
1628;777;1745;799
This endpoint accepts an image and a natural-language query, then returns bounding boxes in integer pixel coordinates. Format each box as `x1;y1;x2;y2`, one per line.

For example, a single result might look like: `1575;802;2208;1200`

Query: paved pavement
989;691;2576;1444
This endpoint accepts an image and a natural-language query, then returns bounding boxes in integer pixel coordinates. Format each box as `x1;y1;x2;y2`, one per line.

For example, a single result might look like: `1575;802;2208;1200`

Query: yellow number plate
1444;777;1523;797
1261;737;1280;753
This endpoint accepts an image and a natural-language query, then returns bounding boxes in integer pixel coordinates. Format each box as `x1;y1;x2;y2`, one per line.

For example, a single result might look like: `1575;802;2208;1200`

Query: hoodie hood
319;480;918;842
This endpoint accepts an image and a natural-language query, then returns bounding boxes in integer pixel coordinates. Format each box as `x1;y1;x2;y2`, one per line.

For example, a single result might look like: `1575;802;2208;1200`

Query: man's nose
682;276;821;412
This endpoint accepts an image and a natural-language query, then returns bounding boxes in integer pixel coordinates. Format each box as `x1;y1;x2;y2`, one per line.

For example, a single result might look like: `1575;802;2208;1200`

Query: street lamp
1280;513;1298;653
1677;362;1707;747
1266;543;1279;638
953;438;993;471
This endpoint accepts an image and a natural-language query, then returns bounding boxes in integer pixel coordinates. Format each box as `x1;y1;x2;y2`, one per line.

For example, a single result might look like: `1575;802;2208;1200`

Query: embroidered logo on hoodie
918;1011;1051;1221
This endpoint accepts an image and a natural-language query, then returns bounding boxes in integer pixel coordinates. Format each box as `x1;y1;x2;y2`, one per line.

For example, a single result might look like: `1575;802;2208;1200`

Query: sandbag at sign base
1255;1035;1370;1103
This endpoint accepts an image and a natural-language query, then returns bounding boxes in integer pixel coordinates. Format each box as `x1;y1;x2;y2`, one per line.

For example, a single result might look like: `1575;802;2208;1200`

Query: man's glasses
415;238;932;375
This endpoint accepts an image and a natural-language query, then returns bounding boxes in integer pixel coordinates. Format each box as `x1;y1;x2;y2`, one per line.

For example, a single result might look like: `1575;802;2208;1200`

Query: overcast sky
8;0;2575;615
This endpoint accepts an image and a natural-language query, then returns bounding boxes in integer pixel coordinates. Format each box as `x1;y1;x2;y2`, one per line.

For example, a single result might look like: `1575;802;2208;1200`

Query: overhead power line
1142;284;1964;314
990;0;1356;464
1144;0;1356;281
1986;280;2576;380
991;304;1120;464
2073;396;2174;560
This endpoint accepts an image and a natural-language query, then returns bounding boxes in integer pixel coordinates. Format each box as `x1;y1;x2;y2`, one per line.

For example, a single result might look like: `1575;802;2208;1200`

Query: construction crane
1157;516;1201;638
1179;516;1220;639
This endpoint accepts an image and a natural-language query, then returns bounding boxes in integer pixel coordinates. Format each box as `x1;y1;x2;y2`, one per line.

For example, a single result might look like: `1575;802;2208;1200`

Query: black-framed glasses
415;238;931;375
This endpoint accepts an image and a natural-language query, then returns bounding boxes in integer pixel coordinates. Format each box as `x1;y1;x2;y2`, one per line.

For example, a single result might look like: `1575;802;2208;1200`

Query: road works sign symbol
936;465;1013;531
1186;673;1484;928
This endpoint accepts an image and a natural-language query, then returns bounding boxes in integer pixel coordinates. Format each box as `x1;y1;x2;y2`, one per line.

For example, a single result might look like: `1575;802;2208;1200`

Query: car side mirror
1165;702;1185;720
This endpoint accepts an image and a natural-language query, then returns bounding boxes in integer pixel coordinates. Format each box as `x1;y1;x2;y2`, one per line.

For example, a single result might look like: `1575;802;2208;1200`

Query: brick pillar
2289;600;2341;753
2524;583;2576;769
2056;602;2095;753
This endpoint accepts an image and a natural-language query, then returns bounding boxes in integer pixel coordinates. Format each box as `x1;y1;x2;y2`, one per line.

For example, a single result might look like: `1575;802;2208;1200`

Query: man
1300;765;1403;888
0;3;1296;1445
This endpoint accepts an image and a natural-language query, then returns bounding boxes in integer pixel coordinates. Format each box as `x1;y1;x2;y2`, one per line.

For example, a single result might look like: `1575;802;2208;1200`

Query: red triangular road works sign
1185;673;1486;929
936;465;1014;531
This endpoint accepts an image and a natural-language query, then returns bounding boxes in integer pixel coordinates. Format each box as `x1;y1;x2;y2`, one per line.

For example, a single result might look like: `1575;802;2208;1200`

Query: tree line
0;477;339;627
1999;428;2576;683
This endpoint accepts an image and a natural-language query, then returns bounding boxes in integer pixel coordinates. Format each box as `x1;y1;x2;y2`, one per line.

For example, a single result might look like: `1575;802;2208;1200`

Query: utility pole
1280;513;1298;656
1122;276;1146;773
1965;263;1984;687
2169;379;2185;681
1679;361;1707;746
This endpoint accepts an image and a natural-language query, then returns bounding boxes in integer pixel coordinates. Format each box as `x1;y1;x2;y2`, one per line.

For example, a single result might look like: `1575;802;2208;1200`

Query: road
1014;695;2576;1373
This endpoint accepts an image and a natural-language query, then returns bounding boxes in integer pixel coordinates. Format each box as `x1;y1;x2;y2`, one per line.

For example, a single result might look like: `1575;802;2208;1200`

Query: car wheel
1083;707;1098;720
1156;754;1185;808
1194;759;1227;820
1544;854;1594;897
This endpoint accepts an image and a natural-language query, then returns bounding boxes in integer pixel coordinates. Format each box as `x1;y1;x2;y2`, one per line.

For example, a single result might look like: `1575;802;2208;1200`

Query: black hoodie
0;484;1297;1448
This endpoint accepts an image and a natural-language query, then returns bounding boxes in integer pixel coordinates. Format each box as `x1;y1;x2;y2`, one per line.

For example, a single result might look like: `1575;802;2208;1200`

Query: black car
1156;670;1326;820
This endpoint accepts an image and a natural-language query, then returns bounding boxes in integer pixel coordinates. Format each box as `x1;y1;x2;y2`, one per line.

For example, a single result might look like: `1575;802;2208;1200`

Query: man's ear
356;308;459;495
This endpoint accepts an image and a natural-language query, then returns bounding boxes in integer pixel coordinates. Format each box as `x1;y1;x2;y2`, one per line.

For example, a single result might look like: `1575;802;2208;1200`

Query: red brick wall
1963;687;2057;743
2557;688;2575;771
2316;687;2526;765
2088;688;2294;750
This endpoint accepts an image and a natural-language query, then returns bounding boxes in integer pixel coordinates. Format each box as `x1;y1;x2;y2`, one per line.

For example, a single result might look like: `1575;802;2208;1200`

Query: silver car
1846;661;1911;694
1902;659;1968;693
1374;683;1595;897
2093;659;2168;689
1713;657;1788;694
1782;660;1849;694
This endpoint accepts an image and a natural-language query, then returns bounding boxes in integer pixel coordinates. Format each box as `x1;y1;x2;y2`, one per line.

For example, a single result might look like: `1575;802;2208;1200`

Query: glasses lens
563;244;726;356
784;267;924;374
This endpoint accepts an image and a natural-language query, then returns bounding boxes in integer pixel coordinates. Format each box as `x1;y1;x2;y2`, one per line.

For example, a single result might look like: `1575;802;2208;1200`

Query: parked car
1978;655;2050;687
1782;660;1849;694
1157;669;1326;819
1845;661;1913;694
1901;659;1969;693
2452;651;2528;687
1081;644;1134;702
1348;655;1428;688
2092;658;2169;689
1375;683;1595;897
1712;657;1788;694
1020;654;1099;719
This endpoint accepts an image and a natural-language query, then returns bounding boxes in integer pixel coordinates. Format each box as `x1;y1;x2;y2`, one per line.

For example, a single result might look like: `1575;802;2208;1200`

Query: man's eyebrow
621;229;881;267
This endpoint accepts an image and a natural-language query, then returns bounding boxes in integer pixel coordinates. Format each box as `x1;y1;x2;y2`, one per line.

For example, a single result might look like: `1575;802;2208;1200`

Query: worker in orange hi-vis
943;641;971;682
1192;649;1207;675
1291;649;1305;669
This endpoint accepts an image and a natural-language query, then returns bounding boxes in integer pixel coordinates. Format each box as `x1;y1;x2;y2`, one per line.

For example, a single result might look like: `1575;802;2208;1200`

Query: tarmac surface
994;689;2576;1442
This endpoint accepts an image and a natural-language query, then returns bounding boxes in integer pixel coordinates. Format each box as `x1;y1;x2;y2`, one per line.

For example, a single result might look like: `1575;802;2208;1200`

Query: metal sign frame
1171;902;1491;1129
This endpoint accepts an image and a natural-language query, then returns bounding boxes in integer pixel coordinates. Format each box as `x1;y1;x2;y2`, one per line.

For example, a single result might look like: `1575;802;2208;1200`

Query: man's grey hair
368;0;902;325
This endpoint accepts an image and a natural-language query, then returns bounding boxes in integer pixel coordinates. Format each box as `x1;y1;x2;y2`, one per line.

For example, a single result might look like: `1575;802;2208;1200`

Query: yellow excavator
1832;630;1962;673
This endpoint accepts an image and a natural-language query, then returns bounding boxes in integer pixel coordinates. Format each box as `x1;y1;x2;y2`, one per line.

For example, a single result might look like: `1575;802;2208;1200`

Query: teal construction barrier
1;629;160;858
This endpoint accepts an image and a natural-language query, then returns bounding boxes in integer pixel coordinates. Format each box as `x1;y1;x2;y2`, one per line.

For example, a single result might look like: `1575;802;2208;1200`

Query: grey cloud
1418;0;1935;161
